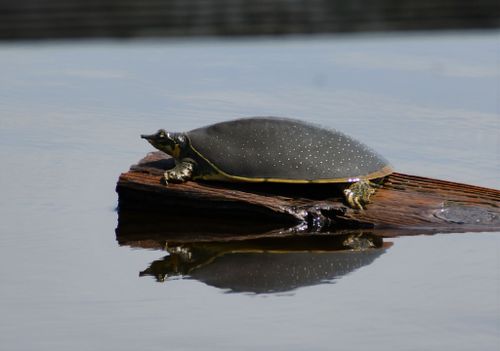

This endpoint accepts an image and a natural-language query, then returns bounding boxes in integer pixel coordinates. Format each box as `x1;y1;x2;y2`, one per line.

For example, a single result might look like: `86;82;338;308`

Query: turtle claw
160;176;169;186
343;180;378;210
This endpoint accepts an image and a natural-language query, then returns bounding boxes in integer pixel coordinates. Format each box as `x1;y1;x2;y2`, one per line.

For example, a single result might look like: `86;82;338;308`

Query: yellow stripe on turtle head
172;144;182;158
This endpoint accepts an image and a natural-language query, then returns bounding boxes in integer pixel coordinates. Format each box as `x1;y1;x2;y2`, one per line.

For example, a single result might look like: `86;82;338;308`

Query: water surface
0;32;499;350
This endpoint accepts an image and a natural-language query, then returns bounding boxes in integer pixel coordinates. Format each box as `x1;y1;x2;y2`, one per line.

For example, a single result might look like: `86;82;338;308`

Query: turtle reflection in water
139;233;389;294
141;117;393;209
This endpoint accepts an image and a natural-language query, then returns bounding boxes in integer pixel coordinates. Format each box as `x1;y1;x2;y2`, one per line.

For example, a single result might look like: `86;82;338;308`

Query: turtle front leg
162;161;195;185
343;180;379;210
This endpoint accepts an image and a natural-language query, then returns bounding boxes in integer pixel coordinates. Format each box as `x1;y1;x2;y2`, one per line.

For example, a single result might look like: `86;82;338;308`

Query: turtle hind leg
162;161;194;185
343;180;379;210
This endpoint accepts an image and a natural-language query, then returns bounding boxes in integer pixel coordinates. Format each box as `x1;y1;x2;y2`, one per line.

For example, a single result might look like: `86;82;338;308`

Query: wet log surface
116;152;500;239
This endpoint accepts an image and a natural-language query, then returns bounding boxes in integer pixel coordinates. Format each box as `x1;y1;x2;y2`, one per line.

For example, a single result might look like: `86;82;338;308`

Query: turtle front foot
343;180;379;210
162;161;194;185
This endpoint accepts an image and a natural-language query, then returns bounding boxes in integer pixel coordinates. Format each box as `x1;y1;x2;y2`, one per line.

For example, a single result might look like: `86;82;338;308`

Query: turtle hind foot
343;180;378;210
162;161;194;185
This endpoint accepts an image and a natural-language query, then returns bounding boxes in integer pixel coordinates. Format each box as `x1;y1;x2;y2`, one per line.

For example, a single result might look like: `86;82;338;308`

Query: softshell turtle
141;117;393;209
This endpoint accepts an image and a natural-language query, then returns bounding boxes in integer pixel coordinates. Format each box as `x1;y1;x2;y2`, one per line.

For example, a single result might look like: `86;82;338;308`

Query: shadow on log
117;152;500;238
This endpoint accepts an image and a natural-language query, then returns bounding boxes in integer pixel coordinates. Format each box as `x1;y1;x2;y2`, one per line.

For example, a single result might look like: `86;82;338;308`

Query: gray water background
0;31;499;350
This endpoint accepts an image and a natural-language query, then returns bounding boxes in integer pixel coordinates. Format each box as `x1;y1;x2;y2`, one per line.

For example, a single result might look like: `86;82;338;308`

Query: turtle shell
186;117;392;183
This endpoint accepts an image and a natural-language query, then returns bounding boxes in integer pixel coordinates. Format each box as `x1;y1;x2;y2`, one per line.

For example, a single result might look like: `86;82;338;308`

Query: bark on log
116;152;500;239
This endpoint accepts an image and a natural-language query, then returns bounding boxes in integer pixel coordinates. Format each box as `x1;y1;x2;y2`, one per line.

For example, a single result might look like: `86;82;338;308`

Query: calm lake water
1;31;499;350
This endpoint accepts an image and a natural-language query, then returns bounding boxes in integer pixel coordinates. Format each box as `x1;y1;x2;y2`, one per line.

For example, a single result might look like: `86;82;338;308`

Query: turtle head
141;129;187;159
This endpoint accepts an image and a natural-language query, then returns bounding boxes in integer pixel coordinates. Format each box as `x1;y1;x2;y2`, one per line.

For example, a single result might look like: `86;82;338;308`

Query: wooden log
116;151;500;238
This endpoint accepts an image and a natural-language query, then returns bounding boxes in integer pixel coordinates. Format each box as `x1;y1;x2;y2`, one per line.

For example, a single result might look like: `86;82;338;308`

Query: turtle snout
141;133;154;141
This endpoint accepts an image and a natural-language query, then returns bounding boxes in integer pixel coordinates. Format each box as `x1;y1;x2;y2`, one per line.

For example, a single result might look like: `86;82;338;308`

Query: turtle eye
159;130;166;138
